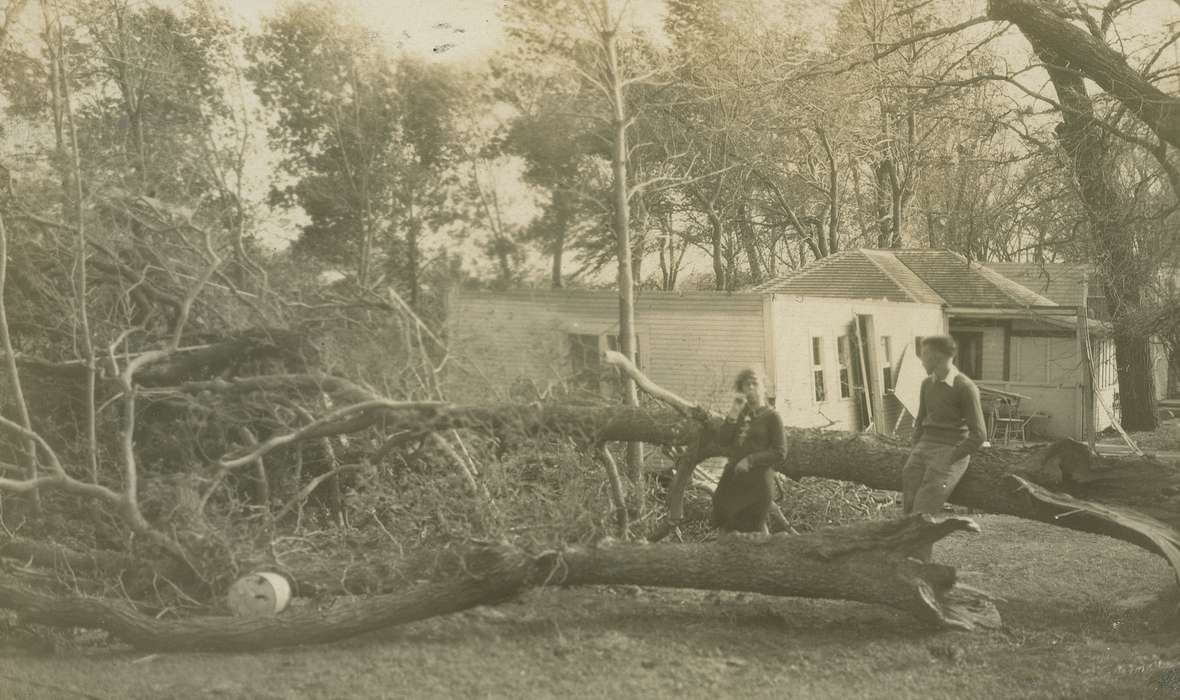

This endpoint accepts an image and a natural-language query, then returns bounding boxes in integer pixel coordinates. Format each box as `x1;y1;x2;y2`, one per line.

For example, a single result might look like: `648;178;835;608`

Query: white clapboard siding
447;289;768;407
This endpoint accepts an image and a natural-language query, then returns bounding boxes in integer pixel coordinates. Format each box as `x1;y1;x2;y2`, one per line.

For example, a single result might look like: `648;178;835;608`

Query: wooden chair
992;398;1034;445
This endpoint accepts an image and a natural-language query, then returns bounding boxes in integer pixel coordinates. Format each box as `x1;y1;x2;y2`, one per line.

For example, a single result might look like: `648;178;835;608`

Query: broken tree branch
0;515;998;652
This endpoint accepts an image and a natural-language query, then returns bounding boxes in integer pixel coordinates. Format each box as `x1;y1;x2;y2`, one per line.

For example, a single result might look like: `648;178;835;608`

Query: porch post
1077;275;1096;450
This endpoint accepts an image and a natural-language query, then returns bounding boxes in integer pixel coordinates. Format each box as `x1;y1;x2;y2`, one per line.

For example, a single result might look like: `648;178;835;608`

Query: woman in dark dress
711;368;788;534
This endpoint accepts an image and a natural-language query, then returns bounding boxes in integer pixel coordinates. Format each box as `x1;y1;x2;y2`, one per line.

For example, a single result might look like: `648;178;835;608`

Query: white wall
447;289;770;408
976;381;1079;441
769;295;945;432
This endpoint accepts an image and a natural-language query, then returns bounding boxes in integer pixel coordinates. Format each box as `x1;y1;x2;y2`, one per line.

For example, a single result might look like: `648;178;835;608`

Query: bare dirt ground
3;515;1180;700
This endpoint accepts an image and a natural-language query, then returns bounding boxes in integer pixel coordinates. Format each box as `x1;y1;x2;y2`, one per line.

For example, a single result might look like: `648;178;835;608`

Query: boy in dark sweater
904;335;987;561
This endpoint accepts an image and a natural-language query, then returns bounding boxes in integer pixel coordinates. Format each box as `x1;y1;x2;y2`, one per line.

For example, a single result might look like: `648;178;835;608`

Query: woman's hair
733;367;761;392
920;335;958;357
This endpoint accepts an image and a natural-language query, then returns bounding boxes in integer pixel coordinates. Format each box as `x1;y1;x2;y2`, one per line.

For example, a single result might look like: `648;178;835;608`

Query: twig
218;399;442;469
56;2;100;486
274;464;364;523
599;444;630;538
602;350;705;417
0;210;38;498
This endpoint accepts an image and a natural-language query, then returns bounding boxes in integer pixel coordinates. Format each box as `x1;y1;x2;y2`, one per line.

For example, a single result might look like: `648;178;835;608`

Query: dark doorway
951;331;984;379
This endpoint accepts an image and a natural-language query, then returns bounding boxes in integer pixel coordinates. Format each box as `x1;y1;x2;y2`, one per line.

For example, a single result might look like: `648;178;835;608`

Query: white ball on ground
227;572;292;617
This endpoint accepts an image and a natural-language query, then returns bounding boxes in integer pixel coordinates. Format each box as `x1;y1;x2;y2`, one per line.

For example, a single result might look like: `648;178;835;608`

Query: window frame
568;333;603;393
568;331;643;396
605;333;641;370
836;334;852;400
810;335;828;404
880;336;894;394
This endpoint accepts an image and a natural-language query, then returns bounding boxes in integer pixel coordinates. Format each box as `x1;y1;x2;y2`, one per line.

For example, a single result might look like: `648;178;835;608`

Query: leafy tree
247;0;400;287
249;2;472;308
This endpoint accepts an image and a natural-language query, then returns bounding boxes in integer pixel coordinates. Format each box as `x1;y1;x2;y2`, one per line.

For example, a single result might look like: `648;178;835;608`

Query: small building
448;249;1145;441
755;250;1120;440
447;284;945;433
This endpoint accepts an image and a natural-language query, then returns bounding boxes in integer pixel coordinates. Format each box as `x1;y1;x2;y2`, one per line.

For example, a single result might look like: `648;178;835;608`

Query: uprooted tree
2;0;1180;654
3;251;1180;650
3;178;1180;649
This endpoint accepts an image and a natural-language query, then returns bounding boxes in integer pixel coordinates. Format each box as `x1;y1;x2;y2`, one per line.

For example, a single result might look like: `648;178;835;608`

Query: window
811;336;827;403
1011;335;1075;385
880;336;894;392
569;334;602;392
836;335;852;399
950;331;983;379
569;332;642;395
605;333;641;369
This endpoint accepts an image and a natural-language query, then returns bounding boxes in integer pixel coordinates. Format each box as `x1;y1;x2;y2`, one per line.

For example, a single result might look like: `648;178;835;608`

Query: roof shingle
982;262;1090;306
754;249;1064;308
752;250;923;302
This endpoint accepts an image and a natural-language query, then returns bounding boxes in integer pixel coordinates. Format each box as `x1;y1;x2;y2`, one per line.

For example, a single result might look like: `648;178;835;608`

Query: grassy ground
3;515;1180;699
1128;421;1180;454
1097;416;1180;454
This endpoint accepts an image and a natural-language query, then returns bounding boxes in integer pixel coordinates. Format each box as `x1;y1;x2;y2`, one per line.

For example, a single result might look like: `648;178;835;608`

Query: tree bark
550;193;569;288
817;127;840;255
708;205;726;290
737;202;763;283
986;0;1180;150
998;3;1158;432
0;515;998;652
172;370;1180;538
162;367;1180;586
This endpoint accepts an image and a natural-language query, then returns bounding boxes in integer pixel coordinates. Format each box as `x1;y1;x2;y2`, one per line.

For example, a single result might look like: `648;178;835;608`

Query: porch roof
947;307;1112;335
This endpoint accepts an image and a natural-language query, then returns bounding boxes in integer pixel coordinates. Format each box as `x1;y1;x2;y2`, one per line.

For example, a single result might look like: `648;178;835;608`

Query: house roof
752;249;927;303
889;250;1057;307
754;248;1059;308
981;262;1092;306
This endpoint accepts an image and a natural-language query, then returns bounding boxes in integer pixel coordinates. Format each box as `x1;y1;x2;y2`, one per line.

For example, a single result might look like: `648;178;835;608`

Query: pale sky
230;0;509;65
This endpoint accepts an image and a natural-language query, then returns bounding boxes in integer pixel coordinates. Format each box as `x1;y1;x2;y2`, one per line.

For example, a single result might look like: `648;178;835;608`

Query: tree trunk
708;206;726;290
551;193;570;288
817;127;840;254
1007;10;1158;432
163;366;1180;580
0;515;998;652
875;159;895;247
603;29;644;518
1111;332;1158;431
737;202;762;284
986;0;1180;151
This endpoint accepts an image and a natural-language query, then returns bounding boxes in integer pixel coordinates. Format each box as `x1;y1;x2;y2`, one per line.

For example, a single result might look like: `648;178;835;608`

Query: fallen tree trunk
174;373;1180;525
0;515;997;652
778;431;1180;581
165;371;1180;576
986;0;1180;151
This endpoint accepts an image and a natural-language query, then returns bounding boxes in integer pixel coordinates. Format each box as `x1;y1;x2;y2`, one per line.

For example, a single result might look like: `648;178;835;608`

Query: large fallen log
164;370;1180;578
0;515;997;652
173;372;1180;523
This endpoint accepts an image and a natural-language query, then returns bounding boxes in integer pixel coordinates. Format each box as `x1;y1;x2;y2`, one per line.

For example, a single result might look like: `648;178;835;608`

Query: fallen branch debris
0;515;998;652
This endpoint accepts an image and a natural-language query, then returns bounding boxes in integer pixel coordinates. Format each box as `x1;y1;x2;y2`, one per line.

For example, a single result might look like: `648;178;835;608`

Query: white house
447;262;945;435
448;248;1155;442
